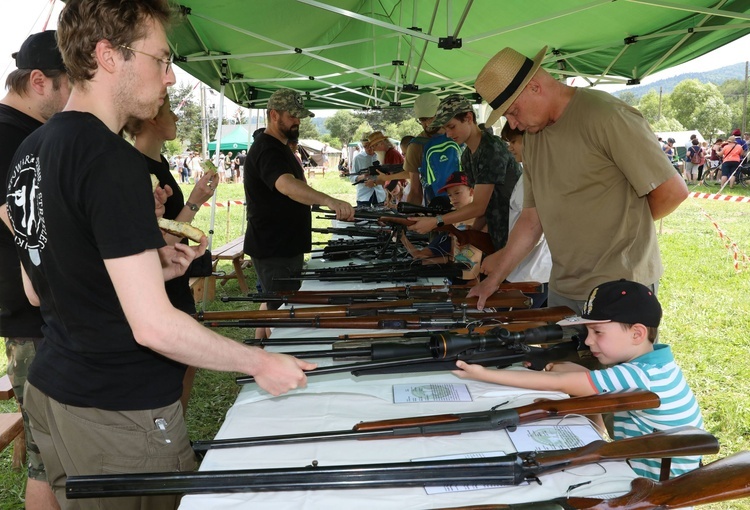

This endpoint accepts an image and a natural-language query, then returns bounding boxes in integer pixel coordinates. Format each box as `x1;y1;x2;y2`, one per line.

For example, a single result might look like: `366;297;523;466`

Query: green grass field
1;173;749;509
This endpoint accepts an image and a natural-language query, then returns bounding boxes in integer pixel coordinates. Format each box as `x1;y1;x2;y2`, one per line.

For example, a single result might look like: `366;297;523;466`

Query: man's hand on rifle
466;271;502;310
374;170;390;186
248;351;317;397
325;198;355;221
407;216;438;234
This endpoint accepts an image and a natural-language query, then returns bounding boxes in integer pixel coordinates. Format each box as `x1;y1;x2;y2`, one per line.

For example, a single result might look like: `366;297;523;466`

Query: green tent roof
208;125;249;151
167;0;750;110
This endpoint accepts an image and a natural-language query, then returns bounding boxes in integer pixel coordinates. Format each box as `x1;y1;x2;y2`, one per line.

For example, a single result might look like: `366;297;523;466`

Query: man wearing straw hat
469;46;688;312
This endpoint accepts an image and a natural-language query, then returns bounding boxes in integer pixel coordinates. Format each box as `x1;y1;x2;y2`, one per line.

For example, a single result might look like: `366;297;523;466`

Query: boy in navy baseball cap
454;279;704;480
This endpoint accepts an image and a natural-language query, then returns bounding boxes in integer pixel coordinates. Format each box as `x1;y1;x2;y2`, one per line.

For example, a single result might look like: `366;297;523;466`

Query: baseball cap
732;129;742;136
431;94;474;128
557;279;662;328
12;30;66;71
413;93;440;118
267;89;314;118
438;171;470;194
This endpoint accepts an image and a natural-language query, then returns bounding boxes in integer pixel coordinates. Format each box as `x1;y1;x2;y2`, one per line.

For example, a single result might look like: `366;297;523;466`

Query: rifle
204;305;574;331
243;321;550;346
382;216;496;255
192;390;659;452
221;282;545;302
275;324;585;360
432;451;750;509
196;292;533;322
64;426;719;498
235;323;586;383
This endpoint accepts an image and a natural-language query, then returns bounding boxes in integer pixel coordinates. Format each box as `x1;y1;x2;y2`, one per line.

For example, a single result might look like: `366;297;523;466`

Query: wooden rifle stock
381;216;496;255
65;427;718;498
197;292;532;321
434;451;750;509
191;391;659;452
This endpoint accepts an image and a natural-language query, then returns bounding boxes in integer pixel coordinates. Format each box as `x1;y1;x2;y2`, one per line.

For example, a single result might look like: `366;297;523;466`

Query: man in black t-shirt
0;30;69;510
244;88;354;297
6;3;314;507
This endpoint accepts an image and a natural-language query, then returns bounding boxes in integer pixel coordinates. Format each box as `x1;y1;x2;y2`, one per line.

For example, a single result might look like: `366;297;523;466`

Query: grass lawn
1;173;748;508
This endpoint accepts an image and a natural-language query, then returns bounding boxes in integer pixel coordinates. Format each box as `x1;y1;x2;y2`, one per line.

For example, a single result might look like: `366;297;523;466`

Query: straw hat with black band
475;46;547;128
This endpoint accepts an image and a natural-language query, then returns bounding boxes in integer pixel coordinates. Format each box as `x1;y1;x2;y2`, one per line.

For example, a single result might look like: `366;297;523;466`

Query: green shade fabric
208;125;249;151
168;0;750;110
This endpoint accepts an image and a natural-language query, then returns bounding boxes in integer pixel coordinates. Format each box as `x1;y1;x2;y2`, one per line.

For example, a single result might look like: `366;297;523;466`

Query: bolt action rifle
203;305;574;331
192;390;659;452
235;323;586;383
431;451;750;509
196;292;533;322
64;427;719;498
221;281;545;304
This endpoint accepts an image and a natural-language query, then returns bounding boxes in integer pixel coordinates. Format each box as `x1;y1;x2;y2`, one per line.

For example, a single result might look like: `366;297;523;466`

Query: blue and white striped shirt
589;344;704;480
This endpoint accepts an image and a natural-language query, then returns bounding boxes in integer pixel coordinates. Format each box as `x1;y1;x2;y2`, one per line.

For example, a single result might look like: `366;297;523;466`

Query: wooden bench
191;236;251;301
0;374;26;470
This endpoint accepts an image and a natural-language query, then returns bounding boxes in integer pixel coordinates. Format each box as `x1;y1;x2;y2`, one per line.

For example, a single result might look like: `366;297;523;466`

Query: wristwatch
186;201;199;212
435;215;445;227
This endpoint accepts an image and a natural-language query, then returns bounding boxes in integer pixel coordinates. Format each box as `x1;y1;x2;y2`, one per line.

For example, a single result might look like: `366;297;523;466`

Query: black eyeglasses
119;44;174;75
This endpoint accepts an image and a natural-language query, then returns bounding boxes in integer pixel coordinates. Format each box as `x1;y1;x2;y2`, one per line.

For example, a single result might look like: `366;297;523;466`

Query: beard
280;123;300;140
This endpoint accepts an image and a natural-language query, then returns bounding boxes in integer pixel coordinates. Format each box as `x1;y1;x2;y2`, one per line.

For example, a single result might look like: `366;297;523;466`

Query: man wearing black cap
470;46;689;312
0;30;69;510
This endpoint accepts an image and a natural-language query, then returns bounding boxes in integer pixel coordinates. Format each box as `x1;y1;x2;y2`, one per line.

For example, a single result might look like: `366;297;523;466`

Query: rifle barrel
191;391;659;452
65;427;717;498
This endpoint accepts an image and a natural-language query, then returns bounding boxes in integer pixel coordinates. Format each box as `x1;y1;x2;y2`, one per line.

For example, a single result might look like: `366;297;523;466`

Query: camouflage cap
430;94;474;128
267;89;314;118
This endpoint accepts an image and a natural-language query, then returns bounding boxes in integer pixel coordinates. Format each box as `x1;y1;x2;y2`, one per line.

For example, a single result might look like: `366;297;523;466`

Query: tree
651;117;685;132
394;118;421;140
691;96;732;141
618;90;638;107
637;89;672;124
325;110;361;146
356;107;413;131
352;121;374;145
670;79;720;129
298;117;320;139
169;83;202;151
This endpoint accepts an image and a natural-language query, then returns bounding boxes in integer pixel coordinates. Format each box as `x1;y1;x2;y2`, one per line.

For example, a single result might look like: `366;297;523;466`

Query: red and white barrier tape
689;192;750;203
700;209;748;272
200;200;245;208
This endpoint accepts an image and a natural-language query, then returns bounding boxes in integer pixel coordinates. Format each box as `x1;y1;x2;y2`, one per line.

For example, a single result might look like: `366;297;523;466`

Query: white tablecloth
180;248;637;509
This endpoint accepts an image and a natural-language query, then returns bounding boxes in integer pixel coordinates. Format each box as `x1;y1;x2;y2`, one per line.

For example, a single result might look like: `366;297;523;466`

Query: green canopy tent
167;0;750;110
208;125;250;152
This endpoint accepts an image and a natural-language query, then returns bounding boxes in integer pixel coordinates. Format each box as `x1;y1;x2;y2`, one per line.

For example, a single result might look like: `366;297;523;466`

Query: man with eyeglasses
5;2;313;507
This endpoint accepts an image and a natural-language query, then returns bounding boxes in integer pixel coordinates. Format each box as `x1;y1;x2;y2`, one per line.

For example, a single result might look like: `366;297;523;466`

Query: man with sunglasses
6;2;313;507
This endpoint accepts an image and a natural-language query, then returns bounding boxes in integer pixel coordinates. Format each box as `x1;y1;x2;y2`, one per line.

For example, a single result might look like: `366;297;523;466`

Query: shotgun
64;426;719;498
204;305;575;331
235;324;586;383
192;390;659;452
196;292;532;322
431;451;750;509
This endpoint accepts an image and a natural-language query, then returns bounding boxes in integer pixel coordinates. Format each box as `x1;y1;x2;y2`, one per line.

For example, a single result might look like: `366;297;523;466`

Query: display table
179;251;638;509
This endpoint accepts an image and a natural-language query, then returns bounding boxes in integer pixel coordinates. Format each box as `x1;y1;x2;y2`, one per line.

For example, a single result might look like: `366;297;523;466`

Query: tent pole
201;83;225;305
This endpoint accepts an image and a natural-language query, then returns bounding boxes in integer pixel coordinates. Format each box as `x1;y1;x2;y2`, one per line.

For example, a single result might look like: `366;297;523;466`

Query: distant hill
613;62;747;99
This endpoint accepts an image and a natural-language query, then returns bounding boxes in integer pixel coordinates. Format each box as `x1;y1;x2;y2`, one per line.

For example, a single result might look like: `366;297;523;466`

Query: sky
3;1;750;116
